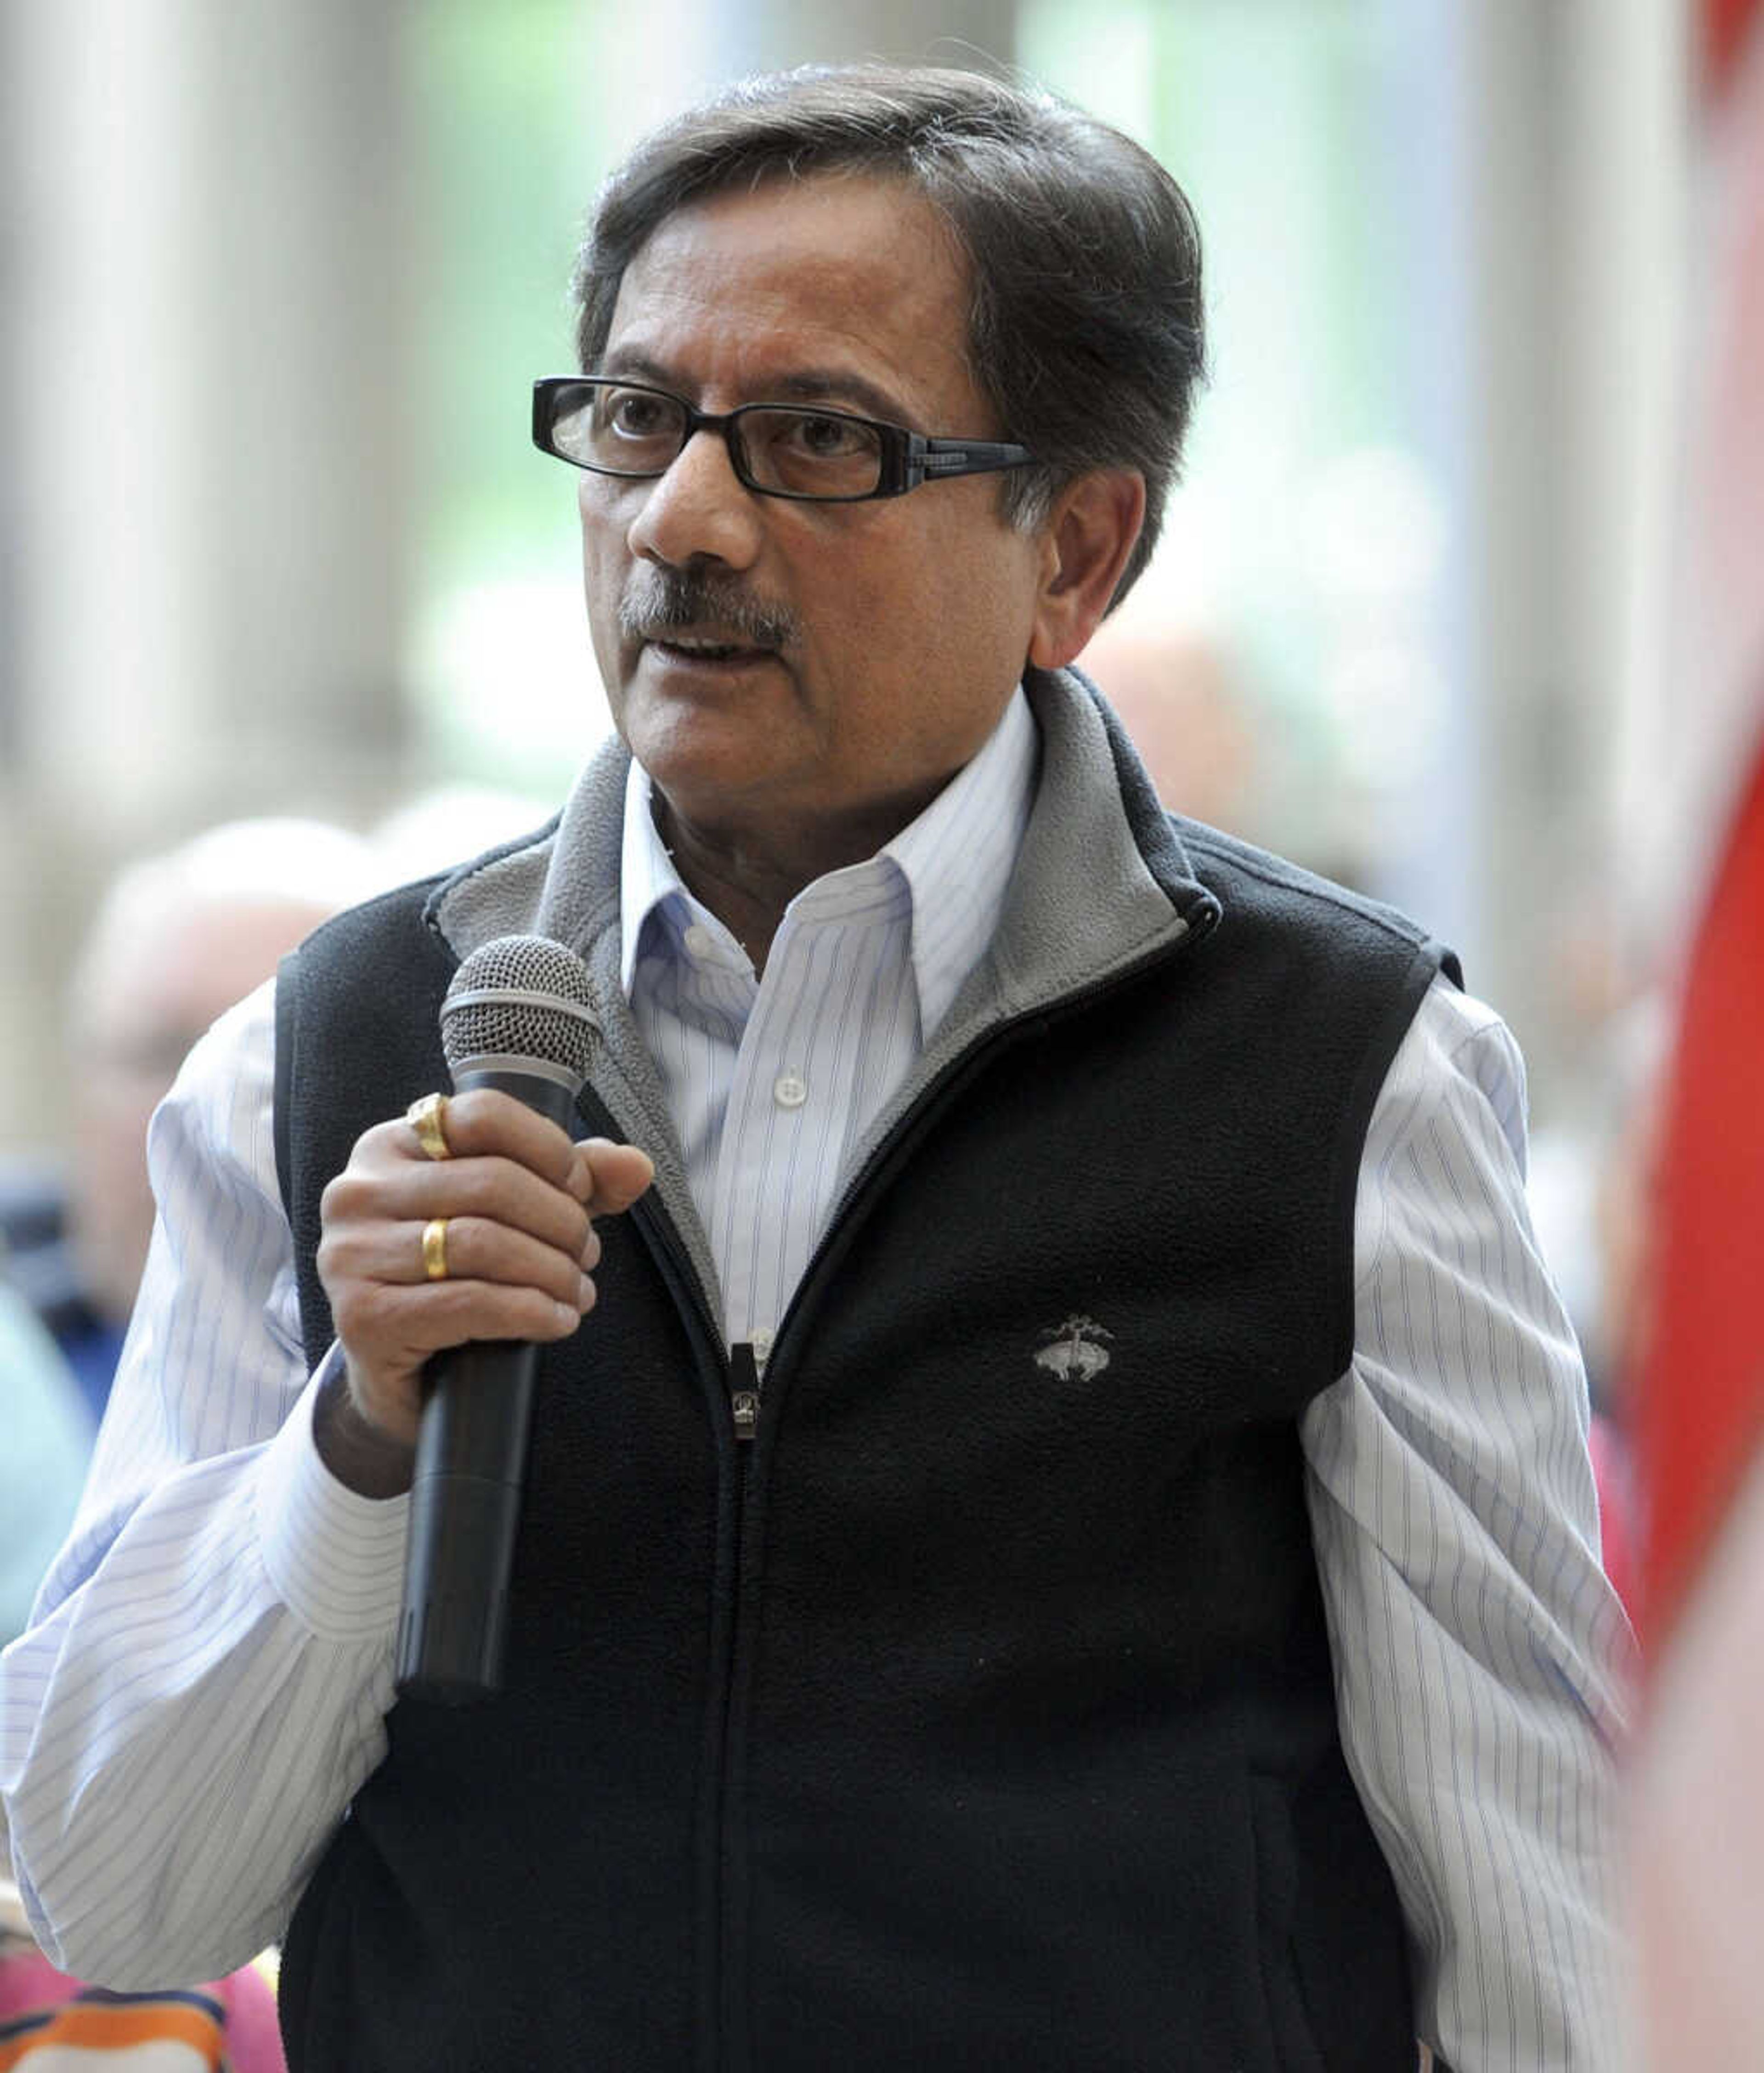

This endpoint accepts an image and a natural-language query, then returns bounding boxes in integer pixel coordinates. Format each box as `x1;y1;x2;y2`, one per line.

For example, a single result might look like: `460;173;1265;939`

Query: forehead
602;173;985;426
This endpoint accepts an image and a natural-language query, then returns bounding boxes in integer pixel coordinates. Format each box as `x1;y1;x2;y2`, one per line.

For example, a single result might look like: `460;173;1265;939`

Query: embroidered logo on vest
1034;1315;1114;1381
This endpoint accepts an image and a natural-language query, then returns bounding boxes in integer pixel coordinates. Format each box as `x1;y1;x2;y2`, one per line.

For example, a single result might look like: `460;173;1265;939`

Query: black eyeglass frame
531;375;1038;503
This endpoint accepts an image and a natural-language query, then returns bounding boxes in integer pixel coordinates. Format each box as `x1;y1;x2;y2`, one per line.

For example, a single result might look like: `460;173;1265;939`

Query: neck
652;788;933;976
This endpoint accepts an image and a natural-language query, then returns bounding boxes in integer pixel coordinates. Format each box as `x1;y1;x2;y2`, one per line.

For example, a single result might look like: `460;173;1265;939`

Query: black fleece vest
273;828;1450;2073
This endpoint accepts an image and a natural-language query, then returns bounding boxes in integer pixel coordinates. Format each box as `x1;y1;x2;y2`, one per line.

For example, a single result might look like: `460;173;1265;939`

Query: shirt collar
618;684;1039;1037
878;684;1036;1041
619;754;690;994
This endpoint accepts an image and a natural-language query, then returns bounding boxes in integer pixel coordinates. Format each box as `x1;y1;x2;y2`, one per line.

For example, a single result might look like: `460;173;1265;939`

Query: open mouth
649;631;777;666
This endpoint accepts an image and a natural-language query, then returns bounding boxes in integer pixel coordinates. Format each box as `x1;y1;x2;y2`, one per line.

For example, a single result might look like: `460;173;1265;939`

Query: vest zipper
591;900;1216;2072
729;1342;762;1441
595;1164;746;2073
705;908;1218;2071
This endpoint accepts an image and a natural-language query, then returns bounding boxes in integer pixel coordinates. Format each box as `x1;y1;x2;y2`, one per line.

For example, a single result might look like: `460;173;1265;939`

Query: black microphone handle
395;1065;579;1705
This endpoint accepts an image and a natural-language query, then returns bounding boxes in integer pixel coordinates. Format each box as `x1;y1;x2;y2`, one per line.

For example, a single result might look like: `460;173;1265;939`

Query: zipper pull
729;1341;761;1442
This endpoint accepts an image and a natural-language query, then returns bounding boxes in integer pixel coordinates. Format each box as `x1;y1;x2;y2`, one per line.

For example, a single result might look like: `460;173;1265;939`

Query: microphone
395;934;600;1706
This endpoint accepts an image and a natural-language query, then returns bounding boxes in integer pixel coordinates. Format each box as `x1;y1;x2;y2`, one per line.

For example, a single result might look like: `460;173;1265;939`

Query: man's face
578;173;1054;851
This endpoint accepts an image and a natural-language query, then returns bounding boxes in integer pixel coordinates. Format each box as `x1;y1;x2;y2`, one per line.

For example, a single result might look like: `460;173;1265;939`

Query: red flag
1707;0;1762;90
1628;11;1764;2064
1634;0;1764;1643
1637;752;1764;1636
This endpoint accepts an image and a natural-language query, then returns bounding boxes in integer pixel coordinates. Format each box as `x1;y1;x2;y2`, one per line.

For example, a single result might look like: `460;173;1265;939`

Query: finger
574;1139;656;1214
405;1088;583;1191
326;1215;596;1306
332;1154;594;1260
336;1277;592;1372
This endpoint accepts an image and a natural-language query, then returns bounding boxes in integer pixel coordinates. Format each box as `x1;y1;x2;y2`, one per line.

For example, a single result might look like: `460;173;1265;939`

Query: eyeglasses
531;376;1038;504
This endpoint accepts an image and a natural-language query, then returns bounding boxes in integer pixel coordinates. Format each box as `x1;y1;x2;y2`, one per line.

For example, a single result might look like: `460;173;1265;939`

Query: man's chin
622;711;794;813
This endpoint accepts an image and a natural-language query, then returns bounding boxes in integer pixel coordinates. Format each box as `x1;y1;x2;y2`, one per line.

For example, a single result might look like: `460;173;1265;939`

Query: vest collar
424;665;1216;995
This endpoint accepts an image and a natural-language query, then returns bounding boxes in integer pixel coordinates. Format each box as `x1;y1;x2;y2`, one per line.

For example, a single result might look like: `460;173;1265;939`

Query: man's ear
1026;469;1147;671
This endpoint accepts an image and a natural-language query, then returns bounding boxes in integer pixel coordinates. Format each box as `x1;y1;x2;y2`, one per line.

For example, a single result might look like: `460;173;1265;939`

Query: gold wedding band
406;1091;452;1161
421;1217;451;1282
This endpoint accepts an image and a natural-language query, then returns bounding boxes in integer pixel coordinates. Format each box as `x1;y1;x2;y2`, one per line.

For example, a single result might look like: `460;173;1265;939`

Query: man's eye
605;391;671;436
790;412;868;458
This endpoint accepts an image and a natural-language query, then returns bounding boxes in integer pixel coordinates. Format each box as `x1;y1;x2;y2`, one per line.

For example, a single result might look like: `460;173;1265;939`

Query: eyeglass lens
548;383;886;498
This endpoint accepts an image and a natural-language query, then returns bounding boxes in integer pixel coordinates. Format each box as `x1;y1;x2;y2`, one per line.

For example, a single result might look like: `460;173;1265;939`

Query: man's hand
313;1091;653;1486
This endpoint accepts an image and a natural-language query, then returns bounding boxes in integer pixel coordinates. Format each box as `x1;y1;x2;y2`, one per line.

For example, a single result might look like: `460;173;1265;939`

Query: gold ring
421;1217;450;1281
406;1092;452;1162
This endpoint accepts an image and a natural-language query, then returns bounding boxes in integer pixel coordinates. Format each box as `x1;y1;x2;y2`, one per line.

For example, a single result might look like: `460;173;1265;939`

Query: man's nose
625;428;764;570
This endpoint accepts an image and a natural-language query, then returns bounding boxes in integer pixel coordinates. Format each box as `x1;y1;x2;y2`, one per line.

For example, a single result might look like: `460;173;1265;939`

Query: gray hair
572;64;1206;608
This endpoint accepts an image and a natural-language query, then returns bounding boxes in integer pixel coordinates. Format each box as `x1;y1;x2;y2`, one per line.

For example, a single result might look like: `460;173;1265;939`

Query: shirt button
773;1071;808;1109
750;1327;775;1363
683;923;717;960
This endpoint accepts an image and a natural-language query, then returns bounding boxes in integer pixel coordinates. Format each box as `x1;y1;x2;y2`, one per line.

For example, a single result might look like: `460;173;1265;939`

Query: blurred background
0;1;1695;1435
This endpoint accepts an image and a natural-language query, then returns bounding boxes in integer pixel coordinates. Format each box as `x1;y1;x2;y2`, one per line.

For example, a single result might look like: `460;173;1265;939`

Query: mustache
617;568;798;652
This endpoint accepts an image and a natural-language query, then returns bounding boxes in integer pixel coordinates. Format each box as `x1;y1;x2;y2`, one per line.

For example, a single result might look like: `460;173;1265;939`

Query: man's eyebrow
591;352;919;431
593;349;675;387
767;368;917;428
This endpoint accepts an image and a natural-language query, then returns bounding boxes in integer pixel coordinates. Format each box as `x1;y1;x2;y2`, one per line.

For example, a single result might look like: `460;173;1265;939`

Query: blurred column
1563;0;1687;884
6;0;411;818
0;0;413;1155
1456;3;1571;1074
1457;0;1685;1102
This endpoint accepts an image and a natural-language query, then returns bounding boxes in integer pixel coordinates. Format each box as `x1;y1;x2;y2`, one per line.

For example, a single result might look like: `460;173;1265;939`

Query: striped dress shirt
0;689;1634;2069
621;687;1036;1354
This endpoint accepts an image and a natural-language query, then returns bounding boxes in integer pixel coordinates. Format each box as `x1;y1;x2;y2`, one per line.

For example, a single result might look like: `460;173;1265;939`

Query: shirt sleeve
1301;976;1638;2073
0;978;409;1988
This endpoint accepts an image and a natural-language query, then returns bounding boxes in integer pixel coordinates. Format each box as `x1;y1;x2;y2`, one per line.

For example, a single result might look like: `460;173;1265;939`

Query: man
0;65;1630;2072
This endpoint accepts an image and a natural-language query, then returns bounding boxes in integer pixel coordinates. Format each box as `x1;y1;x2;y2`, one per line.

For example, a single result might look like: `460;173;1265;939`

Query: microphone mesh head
440;935;598;1085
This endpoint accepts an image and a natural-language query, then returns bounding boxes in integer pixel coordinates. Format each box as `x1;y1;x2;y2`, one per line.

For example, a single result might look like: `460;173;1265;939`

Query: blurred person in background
1080;610;1266;834
0;819;379;1426
370;782;556;888
0;1871;285;2069
2;65;1632;2073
